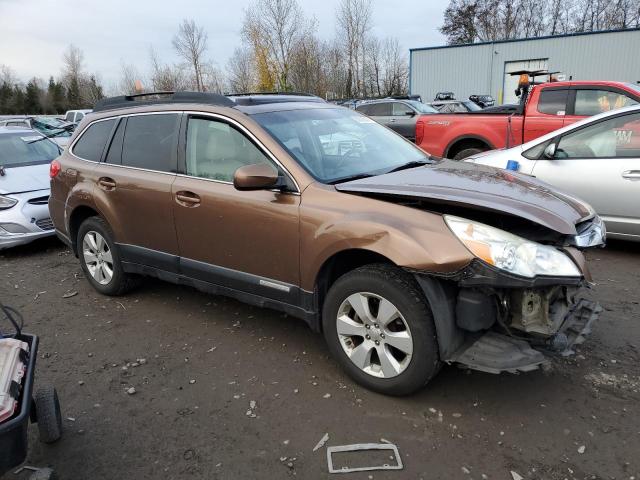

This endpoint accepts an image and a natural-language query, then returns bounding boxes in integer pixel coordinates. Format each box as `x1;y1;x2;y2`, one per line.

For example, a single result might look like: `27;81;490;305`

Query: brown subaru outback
49;92;604;395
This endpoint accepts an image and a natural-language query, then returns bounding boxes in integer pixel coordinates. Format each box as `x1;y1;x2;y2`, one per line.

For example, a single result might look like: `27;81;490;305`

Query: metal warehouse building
409;28;640;105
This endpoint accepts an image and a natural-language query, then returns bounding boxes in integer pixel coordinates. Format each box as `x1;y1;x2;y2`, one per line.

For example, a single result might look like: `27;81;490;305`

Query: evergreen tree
52;81;67;113
24;78;42;114
11;85;25;114
66;76;81;109
0;81;12;114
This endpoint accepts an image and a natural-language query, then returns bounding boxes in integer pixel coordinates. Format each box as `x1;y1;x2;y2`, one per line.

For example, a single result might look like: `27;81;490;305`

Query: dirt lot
1;237;639;480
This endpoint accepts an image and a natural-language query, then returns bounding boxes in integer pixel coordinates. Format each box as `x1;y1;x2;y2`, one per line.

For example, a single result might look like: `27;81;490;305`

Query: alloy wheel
336;292;413;378
82;230;114;285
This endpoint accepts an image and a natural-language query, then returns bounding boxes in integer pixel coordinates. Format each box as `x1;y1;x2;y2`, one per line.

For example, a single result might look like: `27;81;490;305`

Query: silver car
465;105;640;241
0;127;61;249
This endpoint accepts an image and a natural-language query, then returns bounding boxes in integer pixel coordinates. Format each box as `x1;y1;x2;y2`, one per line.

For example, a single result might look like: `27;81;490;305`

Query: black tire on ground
453;147;485;160
76;216;140;296
29;468;57;480
34;385;62;444
322;264;441;396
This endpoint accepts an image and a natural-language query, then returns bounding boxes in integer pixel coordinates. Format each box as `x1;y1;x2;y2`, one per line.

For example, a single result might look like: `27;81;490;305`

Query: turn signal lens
50;159;61;178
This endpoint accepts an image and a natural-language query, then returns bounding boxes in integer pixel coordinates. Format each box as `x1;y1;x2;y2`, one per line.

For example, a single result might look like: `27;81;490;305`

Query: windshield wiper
328;172;377;185
384;158;434;174
27;126;72;144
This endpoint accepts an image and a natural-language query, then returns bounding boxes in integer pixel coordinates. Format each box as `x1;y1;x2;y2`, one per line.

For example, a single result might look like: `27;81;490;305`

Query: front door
171;114;301;302
390;103;417;141
532;110;640;238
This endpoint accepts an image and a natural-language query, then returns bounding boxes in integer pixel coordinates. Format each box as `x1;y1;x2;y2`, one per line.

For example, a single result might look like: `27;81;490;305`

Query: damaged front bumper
449;299;601;374
413;254;601;374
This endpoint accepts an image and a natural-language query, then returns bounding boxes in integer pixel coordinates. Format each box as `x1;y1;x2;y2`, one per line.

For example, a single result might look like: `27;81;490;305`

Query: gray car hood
335;160;592;236
0;163;51;195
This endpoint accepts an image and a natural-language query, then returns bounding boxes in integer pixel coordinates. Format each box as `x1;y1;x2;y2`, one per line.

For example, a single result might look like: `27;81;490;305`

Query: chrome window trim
69;110;301;194
69;111;183;164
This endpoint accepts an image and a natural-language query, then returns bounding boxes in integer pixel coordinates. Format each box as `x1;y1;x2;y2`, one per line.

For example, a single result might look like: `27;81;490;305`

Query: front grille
28;195;49;205
35;218;54;231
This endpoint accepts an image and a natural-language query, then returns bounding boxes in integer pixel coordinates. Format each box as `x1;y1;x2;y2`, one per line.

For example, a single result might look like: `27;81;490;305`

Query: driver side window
556;112;640;159
186;117;275;182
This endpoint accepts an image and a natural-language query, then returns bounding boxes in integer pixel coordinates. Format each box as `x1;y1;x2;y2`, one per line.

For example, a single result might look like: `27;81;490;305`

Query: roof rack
227;91;325;106
93;91;236;112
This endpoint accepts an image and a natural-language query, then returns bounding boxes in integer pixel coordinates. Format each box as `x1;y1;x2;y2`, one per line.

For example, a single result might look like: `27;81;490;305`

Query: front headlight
0;195;18;210
445;215;581;278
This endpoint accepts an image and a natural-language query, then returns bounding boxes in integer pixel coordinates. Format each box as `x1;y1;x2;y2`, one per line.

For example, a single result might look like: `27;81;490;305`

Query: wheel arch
312;248;395;331
67;204;102;255
444;135;493;159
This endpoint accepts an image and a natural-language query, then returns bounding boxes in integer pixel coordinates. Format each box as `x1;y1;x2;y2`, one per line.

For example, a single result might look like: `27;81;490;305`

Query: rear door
523;87;568;143
171;114;300;301
532;110;640;238
93;113;181;269
367;102;394;129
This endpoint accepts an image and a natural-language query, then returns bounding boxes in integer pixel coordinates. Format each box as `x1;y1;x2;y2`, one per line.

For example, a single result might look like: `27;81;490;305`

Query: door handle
622;170;640;180
175;191;201;207
98;177;116;190
389;119;397;123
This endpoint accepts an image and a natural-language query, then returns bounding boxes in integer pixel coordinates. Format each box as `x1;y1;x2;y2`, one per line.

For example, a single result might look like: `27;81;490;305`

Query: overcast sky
0;0;447;91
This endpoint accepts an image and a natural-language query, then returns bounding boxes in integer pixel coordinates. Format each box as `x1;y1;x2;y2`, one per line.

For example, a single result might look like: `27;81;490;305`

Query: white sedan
465;105;640;242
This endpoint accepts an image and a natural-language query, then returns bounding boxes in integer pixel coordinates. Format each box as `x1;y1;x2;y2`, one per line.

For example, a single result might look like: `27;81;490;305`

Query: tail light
49;159;61;178
415;117;425;145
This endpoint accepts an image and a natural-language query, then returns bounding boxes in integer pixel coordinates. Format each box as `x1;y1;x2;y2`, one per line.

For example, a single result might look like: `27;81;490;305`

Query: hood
335;160;592;236
0;163;51;195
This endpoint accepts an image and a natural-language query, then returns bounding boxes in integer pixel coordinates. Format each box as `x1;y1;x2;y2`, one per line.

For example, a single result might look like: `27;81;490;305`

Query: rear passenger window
121;114;180;172
72;119;116;161
104;118;126;164
537;89;568;115
368;103;392;116
356;104;371;115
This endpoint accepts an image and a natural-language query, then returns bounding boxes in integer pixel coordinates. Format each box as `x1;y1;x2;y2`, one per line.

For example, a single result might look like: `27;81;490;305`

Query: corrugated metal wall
410;29;640;104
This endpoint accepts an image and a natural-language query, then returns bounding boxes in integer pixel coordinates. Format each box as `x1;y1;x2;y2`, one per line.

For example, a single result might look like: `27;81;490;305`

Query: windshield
253;107;430;184
31;118;72;137
406;100;438;114
0;132;60;167
625;83;640;96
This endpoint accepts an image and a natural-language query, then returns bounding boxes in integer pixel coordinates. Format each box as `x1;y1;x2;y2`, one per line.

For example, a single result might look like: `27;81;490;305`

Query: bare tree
172;19;208;92
149;47;189;92
62;44;84;85
336;0;373;97
242;0;311;91
227;47;257;93
118;62;141;95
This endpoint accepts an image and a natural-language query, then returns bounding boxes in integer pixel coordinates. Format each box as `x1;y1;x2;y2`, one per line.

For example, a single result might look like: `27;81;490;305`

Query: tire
34;385;62;444
453;147;485;160
77;216;140;296
29;468;57;480
322;264;441;395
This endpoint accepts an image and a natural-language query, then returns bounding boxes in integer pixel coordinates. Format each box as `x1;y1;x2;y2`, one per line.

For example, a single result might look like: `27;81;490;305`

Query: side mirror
543;143;557;159
404;110;416;117
233;163;281;191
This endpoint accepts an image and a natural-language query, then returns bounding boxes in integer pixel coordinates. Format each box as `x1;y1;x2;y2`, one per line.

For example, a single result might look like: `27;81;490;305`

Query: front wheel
322;264;441;395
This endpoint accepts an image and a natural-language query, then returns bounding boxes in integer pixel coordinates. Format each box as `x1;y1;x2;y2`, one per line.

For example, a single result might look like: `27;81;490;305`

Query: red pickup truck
416;81;640;159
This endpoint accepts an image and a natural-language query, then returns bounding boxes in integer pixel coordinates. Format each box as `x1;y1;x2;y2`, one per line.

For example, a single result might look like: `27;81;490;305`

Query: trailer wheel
29;468;57;480
34;385;63;444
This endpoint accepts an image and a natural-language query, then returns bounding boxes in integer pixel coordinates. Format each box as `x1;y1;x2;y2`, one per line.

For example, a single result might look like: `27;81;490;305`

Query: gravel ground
1;237;638;480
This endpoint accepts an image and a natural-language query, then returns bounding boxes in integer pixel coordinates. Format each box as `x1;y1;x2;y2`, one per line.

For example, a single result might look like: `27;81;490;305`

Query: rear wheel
453;147;485;160
77;217;139;296
322;264;440;395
